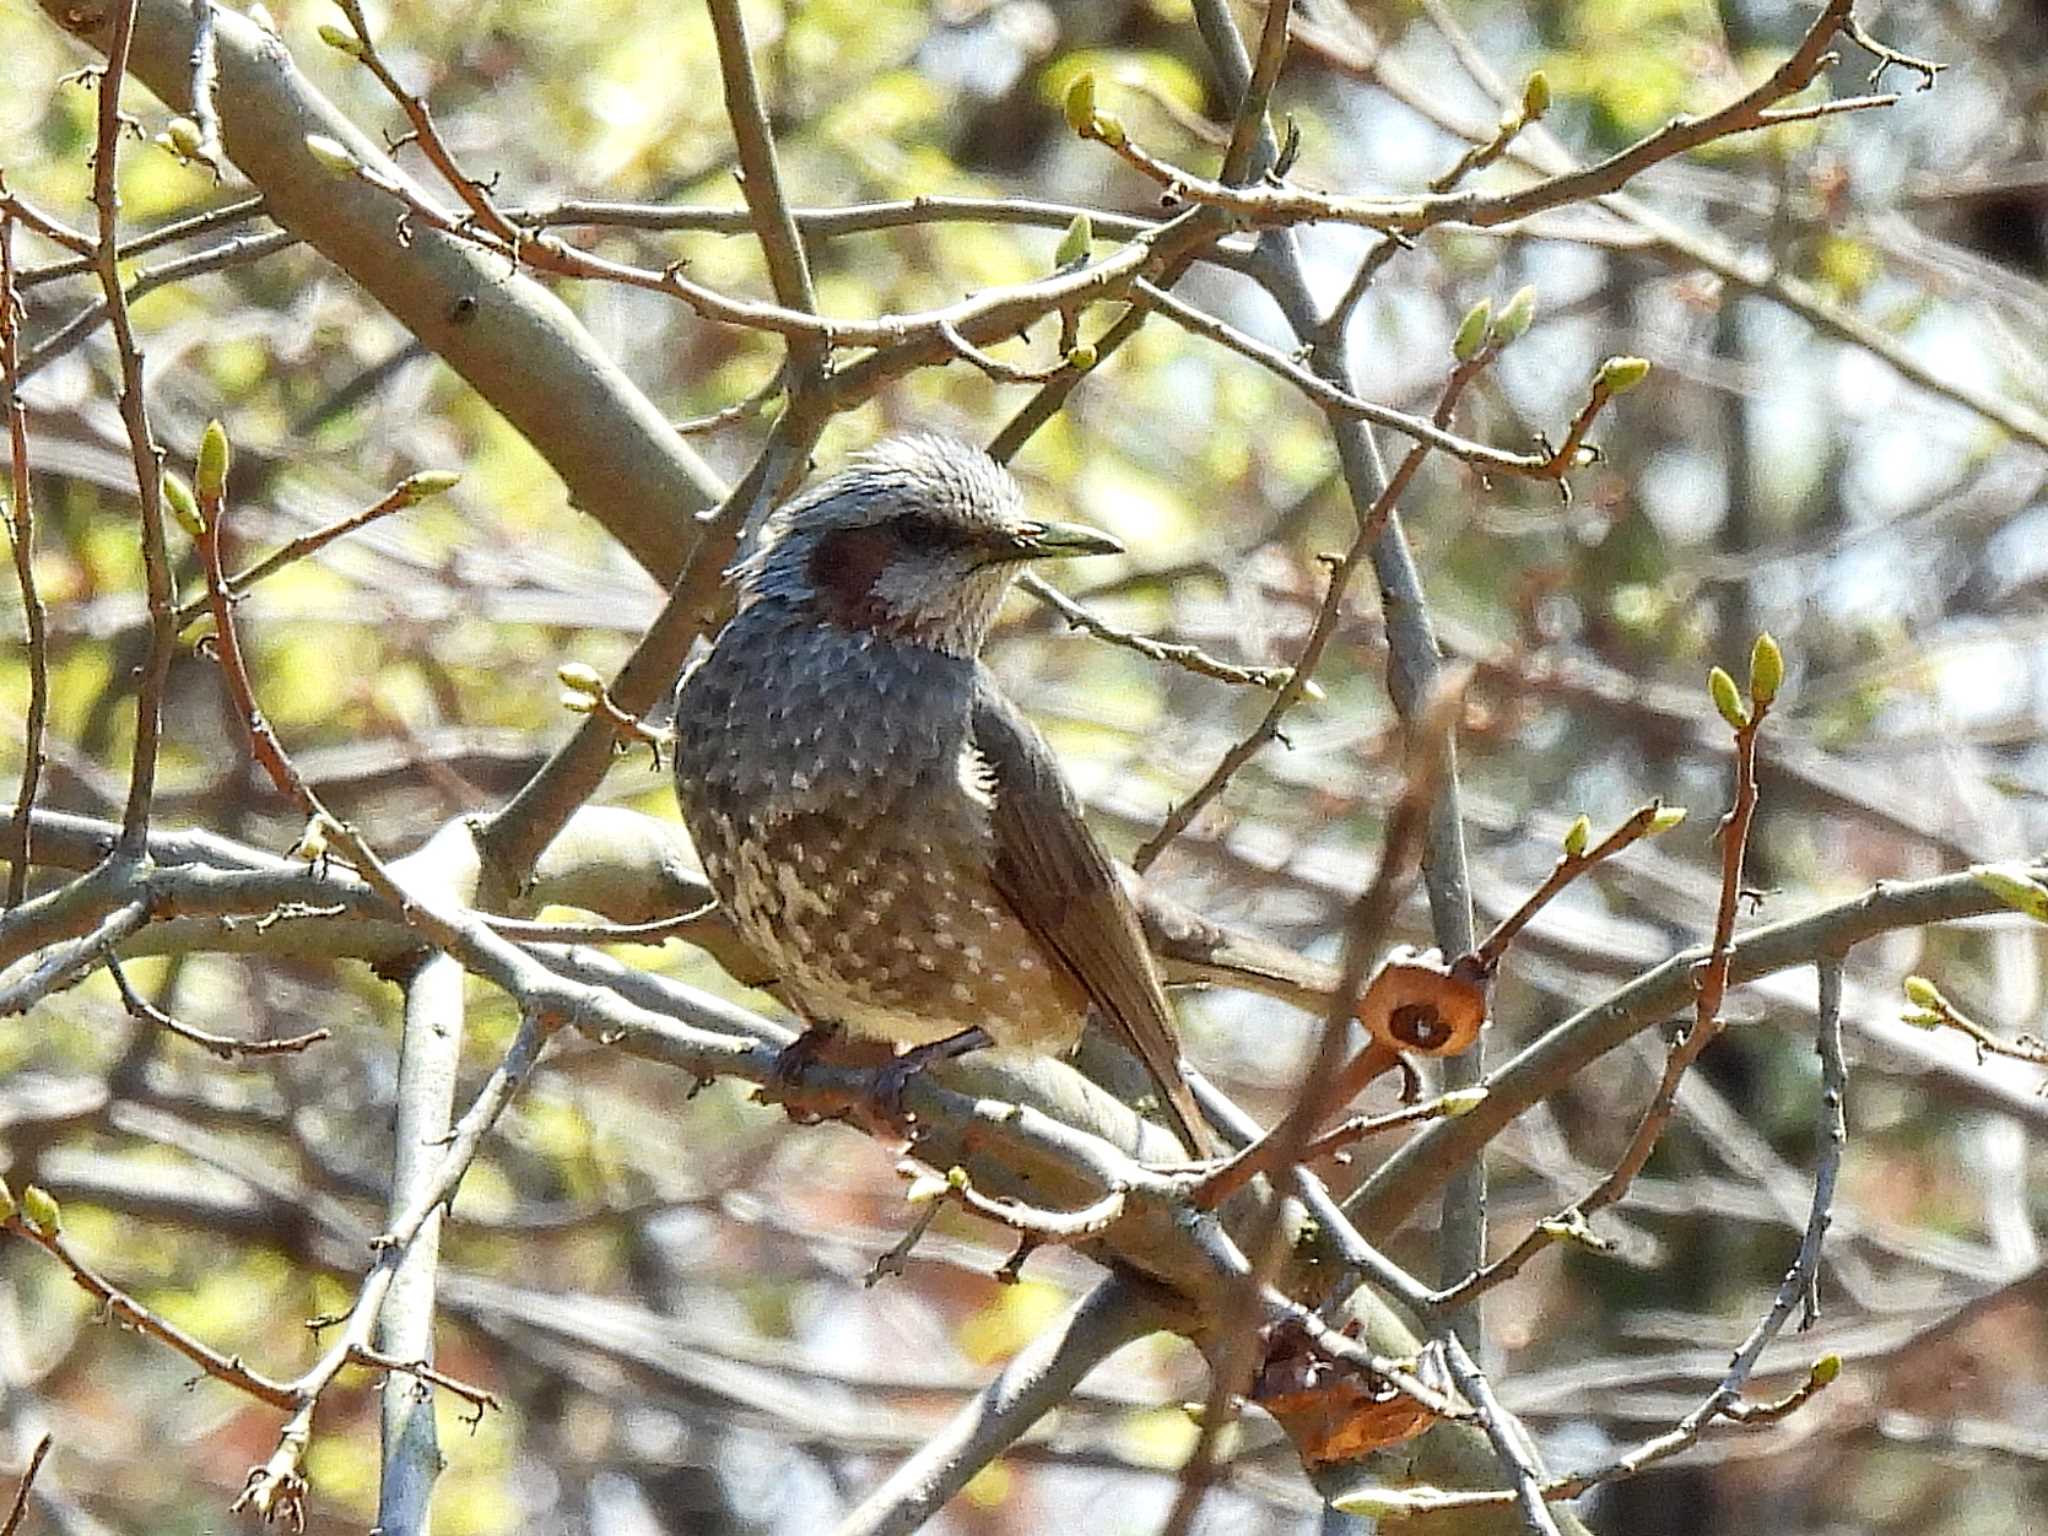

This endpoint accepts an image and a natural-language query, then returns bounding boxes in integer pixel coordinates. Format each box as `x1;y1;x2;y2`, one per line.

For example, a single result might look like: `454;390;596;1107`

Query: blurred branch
835;1275;1182;1536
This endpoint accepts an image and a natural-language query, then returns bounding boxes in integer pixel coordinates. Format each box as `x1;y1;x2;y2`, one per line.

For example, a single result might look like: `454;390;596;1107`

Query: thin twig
1133;334;1499;871
3;213;51;909
106;954;331;1057
172;468;455;628
0;1434;52;1536
1431;656;1773;1311
17;193;267;287
1019;571;1294;691
1082;0;1868;239
87;0;176;862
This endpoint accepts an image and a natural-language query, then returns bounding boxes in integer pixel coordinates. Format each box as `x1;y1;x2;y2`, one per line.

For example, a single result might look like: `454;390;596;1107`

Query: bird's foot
873;1027;992;1129
758;1025;864;1125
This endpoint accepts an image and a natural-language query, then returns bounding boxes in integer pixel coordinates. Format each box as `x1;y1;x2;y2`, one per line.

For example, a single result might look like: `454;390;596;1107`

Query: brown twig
1019;571;1295;691
3;213;50;909
4;1206;299;1409
1133;333;1499;872
86;0;176;862
106;954;331;1058
1080;0;1872;238
333;1;524;248
17;193;267;287
1901;977;2048;1074
172;469;458;628
1465;799;1683;976
0;1435;52;1536
1431;645;1775;1311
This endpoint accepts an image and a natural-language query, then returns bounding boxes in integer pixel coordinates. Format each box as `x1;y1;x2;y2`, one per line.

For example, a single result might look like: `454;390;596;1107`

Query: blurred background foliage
3;0;2047;1531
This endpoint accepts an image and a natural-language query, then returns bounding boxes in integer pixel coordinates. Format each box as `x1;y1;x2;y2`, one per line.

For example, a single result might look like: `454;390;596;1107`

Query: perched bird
671;434;1209;1154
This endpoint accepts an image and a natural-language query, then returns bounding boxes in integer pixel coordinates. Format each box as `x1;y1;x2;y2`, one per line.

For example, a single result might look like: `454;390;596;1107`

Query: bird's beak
1001;520;1124;561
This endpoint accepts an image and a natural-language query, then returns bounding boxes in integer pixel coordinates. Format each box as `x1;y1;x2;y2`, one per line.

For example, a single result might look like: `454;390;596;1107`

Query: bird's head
736;435;1122;657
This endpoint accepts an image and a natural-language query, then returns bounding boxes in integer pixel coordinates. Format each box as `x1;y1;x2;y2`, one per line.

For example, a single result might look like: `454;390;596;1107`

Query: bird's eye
893;516;954;553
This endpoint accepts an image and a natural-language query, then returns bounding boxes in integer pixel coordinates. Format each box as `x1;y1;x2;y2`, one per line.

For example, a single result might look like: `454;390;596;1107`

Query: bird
670;433;1210;1155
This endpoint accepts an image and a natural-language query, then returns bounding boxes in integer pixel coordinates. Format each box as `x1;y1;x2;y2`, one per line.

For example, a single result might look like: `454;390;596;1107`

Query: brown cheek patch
808;526;894;630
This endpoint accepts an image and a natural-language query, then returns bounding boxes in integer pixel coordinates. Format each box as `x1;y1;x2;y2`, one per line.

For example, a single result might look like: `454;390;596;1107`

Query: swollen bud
1492;285;1537;345
1809;1353;1842;1387
559;690;598;715
287;815;333;864
1437;1087;1488;1117
1451;298;1492;362
1749;631;1783;706
196;419;231;502
1065;343;1098;371
164;117;205;158
305;134;361;176
1562;814;1590;858
1522;70;1552;119
1708;665;1749;730
1063;73;1098;136
0;1178;13;1222
1054;212;1094;269
317;22;366;57
556;662;605;698
1902;975;1944;1009
1599;355;1652;394
161;472;205;537
396;470;461;505
1649;804;1688;834
20;1185;59;1234
1970;865;2048;924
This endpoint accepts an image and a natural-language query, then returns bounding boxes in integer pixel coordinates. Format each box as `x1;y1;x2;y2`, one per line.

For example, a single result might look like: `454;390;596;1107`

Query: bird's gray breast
673;603;978;823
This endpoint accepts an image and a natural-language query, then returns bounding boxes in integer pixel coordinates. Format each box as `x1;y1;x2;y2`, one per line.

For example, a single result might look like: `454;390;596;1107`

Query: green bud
195;419;231;502
20;1185;59;1234
165;117;205;158
396;470;461;504
317;22;366;57
1562;813;1591;858
1065;343;1098;371
1599;355;1652;394
161;471;205;537
1970;864;2048;924
1749;631;1784;706
556;662;604;697
1093;111;1127;149
559;689;598;715
1332;1489;1421;1519
1437;1087;1488;1117
304;134;361;176
1054;212;1093;269
1451;298;1492;361
1649;804;1688;834
1491;284;1537;344
945;1165;970;1189
1900;1007;1944;1029
1522;70;1552;119
1809;1353;1842;1387
1063;73;1098;136
0;1178;14;1222
1709;665;1749;730
288;816;332;863
903;1173;950;1205
1902;975;1944;1009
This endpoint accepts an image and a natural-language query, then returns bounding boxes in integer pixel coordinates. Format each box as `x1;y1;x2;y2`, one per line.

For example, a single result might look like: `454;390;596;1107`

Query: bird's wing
969;670;1209;1155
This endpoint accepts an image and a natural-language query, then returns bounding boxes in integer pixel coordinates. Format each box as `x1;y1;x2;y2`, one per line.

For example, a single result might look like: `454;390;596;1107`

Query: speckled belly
691;806;1088;1051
